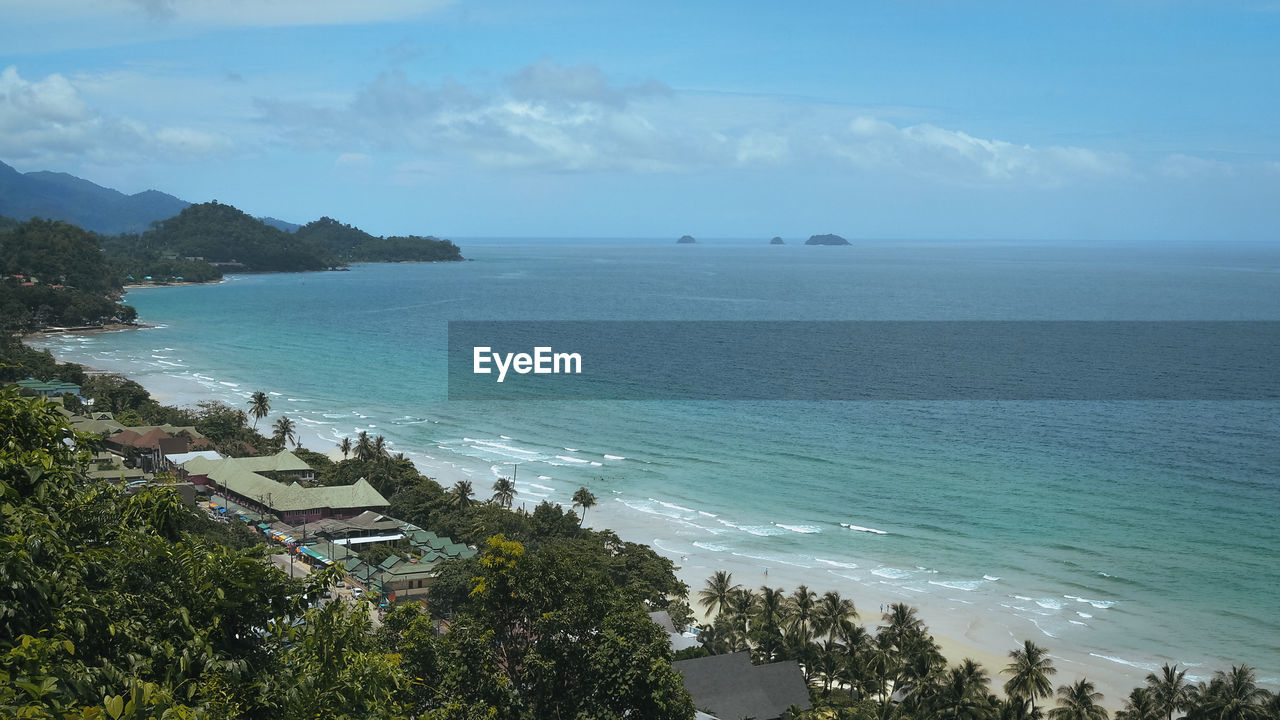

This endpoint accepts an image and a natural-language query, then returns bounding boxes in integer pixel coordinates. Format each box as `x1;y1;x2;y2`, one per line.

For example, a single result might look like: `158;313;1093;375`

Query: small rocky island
677;235;697;244
805;234;850;246
770;236;785;245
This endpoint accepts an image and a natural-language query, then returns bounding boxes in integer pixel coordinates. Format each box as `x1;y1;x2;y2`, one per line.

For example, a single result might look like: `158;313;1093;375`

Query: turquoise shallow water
33;239;1280;688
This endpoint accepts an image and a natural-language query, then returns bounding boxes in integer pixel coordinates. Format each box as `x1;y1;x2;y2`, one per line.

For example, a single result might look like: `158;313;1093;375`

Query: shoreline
24;333;1254;709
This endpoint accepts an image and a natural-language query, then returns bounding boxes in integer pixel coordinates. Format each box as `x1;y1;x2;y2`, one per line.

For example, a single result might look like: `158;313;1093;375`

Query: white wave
269;391;283;396
1064;595;1116;609
928;579;986;592
537;475;552;480
604;454;626;460
698;510;718;518
564;447;577;452
527;483;555;492
872;567;911;580
219;381;238;387
652;499;694;513
555;455;591;464
738;524;789;537
815;558;859;569
1025;618;1060;639
774;523;821;534
1077;612;1093;619
983;575;1001;582
590;461;602;466
1035;598;1066;611
500;435;511;439
1090;653;1160;673
464;438;541;456
840;523;888;535
1069;620;1089;627
692;541;729;552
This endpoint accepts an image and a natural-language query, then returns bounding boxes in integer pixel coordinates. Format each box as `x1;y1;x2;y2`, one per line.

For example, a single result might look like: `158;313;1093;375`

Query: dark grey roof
673;652;810;720
649;611;678;634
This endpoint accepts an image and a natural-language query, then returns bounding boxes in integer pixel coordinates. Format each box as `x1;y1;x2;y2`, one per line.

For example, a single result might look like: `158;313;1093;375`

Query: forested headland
0;203;462;333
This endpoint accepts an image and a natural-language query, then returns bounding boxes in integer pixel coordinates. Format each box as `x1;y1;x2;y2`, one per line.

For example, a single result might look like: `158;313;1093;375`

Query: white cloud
0;65;231;166
833;116;1128;186
255;61;1133;186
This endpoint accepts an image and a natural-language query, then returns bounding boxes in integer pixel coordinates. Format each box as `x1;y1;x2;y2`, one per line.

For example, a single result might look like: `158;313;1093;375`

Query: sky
1;0;1278;240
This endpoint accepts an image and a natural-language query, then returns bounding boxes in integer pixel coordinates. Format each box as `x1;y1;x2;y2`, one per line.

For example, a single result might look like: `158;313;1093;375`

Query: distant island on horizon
805;234;850;245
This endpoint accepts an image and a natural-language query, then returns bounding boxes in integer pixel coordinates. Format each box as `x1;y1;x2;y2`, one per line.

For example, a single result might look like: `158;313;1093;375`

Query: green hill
295;217;463;263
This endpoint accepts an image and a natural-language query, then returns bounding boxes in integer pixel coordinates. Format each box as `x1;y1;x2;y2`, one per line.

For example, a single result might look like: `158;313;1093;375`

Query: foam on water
841;523;888;535
872;567;912;580
815;558;859;569
1090;653;1161;673
556;455;592;464
774;523;822;534
928;579;988;592
1065;595;1117;609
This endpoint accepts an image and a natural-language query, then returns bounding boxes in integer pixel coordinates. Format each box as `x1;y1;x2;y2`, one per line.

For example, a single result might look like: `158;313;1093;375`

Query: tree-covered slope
130;201;338;272
295;217;463;262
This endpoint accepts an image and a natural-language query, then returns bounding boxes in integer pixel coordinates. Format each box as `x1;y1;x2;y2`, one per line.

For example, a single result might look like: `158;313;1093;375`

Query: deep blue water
34;239;1280;688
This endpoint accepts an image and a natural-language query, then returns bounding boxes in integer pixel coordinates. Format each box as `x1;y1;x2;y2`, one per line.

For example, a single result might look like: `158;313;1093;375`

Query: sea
30;239;1280;693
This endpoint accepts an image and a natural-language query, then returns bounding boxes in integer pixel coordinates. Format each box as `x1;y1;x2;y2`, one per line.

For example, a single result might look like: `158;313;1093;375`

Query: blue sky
1;0;1278;240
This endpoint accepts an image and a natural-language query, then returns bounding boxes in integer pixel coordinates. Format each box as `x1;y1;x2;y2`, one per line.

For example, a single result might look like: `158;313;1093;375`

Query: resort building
672;652;811;720
181;451;388;525
12;377;82;398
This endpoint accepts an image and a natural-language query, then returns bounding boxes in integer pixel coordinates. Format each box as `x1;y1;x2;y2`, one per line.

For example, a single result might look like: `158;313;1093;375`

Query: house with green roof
12;378;81;398
180;451;388;525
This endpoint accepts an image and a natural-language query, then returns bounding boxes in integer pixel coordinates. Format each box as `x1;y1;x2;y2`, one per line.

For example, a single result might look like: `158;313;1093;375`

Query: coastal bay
29;239;1280;703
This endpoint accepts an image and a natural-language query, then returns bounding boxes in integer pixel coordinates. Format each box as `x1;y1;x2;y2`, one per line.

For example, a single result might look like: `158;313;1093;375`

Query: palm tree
337;436;352;459
751;586;788;662
491;476;516;508
724;587;756;639
1116;688;1162;720
571;486;596;525
1192;665;1270;720
814;590;858;642
272;415;296;449
354;430;373;461
372;434;388;459
1048;679;1108;720
449;480;474;509
1145;664;1191;720
698;571;741;619
248;391;270;430
933;659;994;720
1003;640;1057;718
786;584;818;640
881;602;925;646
